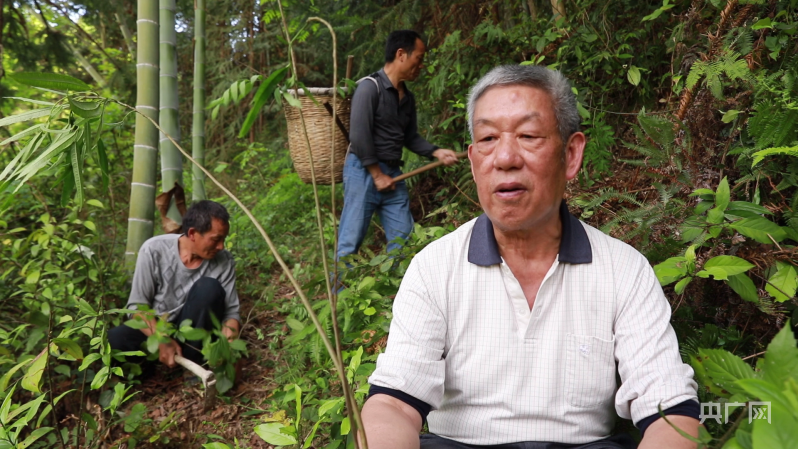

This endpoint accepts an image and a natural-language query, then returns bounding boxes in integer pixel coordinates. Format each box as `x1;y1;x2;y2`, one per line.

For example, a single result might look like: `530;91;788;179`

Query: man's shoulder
140;234;179;255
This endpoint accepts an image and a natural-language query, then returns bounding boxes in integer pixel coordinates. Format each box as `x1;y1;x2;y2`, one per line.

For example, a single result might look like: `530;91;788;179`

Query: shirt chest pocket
565;334;616;408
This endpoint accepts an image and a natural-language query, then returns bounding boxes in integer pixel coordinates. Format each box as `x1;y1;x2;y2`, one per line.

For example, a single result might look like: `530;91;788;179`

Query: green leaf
627;66;641;86
695;348;754;397
729;217;787;243
179;327;208;341
766;262;797;302
231;81;239;103
17;427;53;449
318;398;343;417
285;317;305;331
721;109;740;123
282;91;301;108
10;72;91;91
751;397;798;448
203;444;232;449
363;307;377;316
21;348;48;393
674;276;692;294
340;416;351;435
751;18;773;30
96;139;109;190
53;338;84;359
751;145;798;167
727;201;772;215
727;273;759;302
253;423;298;445
86;199;104;208
698;256;754;280
84;221;96;232
715;177;730;212
68;97;103;119
4;96;56;107
653;256;689;285
0;109;52;128
239;66;289;138
91;366;109;390
78;299;97;316
759;321;798;388
358;276;375;292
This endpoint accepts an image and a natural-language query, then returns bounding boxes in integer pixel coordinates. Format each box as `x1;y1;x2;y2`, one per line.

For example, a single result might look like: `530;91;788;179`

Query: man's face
400;38;426;81
468;85;585;233
188;218;229;260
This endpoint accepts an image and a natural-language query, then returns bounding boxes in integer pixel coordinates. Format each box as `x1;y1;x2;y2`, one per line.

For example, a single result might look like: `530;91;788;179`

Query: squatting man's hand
159;338;183;368
433;148;459;166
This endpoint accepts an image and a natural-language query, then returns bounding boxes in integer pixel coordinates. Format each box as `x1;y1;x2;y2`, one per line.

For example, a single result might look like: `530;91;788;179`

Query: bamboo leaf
68;97;103;119
17;426;53;449
0;109;52;128
10;72;91;91
97;139;110;190
230;81;239;102
3;97;56;106
71;142;84;206
61;166;75;207
0;123;43;147
239;66;289;138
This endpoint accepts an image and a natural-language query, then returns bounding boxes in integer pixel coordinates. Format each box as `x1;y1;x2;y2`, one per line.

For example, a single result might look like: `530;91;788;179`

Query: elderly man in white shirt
360;65;700;449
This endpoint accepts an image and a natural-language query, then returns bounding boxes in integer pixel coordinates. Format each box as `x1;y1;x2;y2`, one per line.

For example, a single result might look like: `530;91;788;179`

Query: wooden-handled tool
174;355;217;411
392;152;468;183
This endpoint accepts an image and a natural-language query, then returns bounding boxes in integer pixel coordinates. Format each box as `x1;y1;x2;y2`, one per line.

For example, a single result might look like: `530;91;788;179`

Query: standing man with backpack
337;30;459;262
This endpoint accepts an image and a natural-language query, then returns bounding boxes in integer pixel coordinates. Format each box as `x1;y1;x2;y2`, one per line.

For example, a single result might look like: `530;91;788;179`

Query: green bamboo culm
125;0;160;270
159;0;183;222
192;0;207;201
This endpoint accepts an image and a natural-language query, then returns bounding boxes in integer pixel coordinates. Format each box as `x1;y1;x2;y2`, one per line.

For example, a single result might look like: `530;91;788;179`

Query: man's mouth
494;183;527;199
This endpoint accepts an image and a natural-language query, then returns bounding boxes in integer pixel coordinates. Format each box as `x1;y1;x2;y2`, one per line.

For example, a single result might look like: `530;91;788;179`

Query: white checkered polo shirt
368;205;697;445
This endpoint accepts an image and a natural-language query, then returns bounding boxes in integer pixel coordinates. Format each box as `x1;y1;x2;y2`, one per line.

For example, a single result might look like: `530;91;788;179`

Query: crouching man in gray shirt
109;200;241;369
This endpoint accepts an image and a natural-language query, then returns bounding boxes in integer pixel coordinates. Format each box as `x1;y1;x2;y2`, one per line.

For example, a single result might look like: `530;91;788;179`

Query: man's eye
481;136;496;142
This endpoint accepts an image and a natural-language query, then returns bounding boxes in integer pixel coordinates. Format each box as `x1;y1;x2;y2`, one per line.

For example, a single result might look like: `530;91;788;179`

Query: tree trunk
67;42;108;88
192;0;206;201
159;0;183;223
125;0;159;270
551;0;565;20
114;10;136;58
526;0;538;21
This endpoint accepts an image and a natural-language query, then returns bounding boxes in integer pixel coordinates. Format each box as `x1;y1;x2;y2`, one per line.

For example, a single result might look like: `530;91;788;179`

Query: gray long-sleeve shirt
348;69;438;167
126;234;240;323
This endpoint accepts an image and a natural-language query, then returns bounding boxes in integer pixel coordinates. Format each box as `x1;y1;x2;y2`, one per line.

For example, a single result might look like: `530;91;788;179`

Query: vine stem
276;5;366;446
113;98;356;442
306;16;366;448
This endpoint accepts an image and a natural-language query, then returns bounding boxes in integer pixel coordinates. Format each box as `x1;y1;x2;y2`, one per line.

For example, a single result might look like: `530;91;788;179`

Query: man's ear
564;132;586;181
186;227;197;240
468;143;476;180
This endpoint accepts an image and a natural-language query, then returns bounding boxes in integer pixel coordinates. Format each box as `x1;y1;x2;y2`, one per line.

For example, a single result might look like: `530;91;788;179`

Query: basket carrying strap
342;74;381;153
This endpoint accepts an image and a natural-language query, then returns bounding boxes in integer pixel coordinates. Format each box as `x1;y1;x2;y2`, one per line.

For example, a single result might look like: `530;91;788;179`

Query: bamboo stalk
192;0;206;201
159;0;183;224
125;0;159;270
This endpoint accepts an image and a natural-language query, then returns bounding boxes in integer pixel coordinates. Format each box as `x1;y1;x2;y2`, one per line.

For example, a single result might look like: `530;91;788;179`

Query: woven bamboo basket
284;87;351;184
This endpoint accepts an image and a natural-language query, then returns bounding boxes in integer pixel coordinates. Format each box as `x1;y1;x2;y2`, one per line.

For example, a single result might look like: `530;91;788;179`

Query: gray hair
467;65;580;145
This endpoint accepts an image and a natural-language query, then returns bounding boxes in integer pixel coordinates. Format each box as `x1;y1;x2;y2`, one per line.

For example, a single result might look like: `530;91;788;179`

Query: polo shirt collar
467;200;592;266
375;68;411;95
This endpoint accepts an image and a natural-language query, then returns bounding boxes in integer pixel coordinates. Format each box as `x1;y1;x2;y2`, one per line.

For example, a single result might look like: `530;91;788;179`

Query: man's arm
361;394;422;449
639;416;699;449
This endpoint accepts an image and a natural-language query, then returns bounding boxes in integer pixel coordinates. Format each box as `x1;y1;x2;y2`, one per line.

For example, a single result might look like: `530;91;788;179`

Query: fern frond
751;144;798;167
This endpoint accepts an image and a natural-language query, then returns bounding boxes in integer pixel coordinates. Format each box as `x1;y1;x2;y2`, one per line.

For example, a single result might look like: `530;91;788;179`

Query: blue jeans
337;153;413;260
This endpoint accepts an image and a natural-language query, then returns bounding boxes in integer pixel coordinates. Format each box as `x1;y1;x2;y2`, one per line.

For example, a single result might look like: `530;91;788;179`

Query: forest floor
103;277;296;448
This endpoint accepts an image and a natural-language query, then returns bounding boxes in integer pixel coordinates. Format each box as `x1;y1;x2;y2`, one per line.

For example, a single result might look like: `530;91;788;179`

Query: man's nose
493;135;523;170
216;240;225;250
